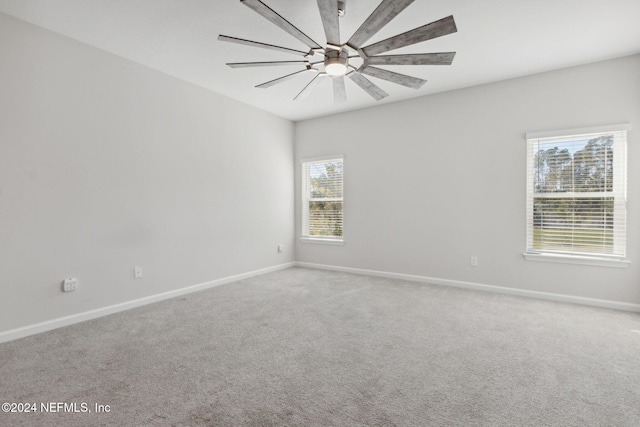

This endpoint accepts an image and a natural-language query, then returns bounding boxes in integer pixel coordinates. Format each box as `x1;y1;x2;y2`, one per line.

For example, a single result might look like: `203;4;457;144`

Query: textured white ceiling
1;0;639;121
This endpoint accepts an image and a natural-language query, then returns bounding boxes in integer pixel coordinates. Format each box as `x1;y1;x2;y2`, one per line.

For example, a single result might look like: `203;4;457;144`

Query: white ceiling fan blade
256;69;312;88
349;72;388;100
333;76;347;103
241;0;322;49
360;66;426;89
218;35;310;57
227;61;307;68
362;15;457;57
367;52;456;66
294;74;326;100
317;0;341;47
347;0;415;48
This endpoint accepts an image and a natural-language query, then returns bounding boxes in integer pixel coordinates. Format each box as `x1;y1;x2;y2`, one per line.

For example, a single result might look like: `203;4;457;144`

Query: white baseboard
4;260;637;344
0;262;296;344
295;262;640;313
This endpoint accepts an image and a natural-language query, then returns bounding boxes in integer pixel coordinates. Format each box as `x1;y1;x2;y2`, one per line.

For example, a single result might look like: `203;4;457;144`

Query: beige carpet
1;267;639;426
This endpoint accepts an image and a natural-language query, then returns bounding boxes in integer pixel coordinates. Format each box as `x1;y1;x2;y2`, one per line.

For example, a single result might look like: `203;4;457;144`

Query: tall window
301;156;343;242
525;125;628;264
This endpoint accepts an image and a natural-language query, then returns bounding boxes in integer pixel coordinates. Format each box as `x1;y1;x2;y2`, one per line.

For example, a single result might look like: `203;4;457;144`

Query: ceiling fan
218;0;457;103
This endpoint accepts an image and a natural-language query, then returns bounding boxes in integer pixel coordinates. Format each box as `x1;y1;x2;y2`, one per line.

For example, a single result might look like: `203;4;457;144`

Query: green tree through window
526;127;627;259
302;157;343;241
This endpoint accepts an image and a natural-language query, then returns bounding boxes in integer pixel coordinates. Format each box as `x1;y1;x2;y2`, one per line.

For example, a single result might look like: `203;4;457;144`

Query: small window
301;156;343;243
525;125;629;266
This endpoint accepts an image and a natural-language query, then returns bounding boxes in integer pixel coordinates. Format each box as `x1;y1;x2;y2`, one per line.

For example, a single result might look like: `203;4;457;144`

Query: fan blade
317;0;341;47
360;66;426;89
294;74;325;100
241;0;322;49
256;69;311;88
218;35;309;57
227;61;307;68
367;52;456;66
333;76;347;103
362;15;457;57
349;72;388;100
347;0;414;48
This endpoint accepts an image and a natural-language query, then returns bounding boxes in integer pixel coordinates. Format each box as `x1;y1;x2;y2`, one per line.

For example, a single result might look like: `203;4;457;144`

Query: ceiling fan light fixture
325;61;347;76
324;49;348;77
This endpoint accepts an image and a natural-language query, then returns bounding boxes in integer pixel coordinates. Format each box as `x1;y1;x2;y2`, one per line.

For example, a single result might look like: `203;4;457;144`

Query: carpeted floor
1;267;639;426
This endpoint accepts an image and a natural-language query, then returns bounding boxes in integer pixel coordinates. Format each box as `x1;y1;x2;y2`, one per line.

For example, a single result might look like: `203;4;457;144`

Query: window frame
300;155;344;245
524;124;630;268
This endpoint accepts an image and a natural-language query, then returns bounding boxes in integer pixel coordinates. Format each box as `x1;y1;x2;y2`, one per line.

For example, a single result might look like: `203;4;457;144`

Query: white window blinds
301;157;343;241
525;125;628;259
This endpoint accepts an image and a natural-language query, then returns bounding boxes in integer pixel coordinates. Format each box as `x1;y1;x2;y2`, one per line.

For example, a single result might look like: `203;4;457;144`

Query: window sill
299;237;344;246
524;252;630;268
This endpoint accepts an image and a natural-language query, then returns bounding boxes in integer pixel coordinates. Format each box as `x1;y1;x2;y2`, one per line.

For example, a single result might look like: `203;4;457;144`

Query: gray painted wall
295;54;640;305
0;14;295;332
1;10;638;337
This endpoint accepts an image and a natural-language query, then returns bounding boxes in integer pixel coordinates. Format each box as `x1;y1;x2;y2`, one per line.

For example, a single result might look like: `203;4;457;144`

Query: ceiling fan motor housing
324;49;349;76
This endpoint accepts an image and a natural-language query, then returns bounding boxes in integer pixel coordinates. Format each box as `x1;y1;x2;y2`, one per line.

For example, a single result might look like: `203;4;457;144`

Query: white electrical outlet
62;278;77;292
134;267;143;279
470;256;478;267
277;244;284;253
